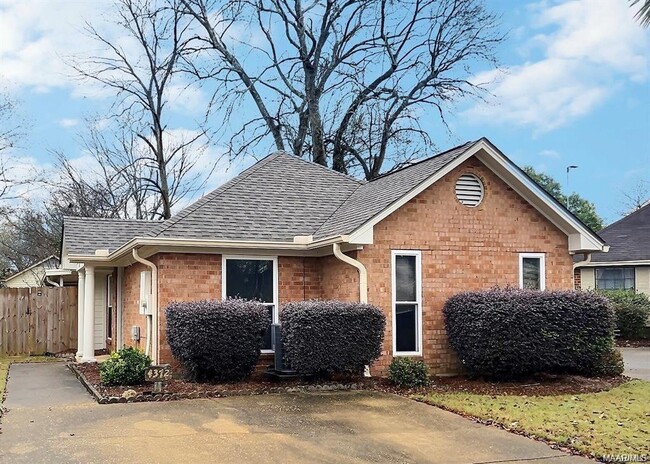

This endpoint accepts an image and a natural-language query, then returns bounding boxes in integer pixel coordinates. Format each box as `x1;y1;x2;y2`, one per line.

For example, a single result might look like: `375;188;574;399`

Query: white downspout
332;243;368;303
572;253;592;290
132;249;158;364
333;243;371;377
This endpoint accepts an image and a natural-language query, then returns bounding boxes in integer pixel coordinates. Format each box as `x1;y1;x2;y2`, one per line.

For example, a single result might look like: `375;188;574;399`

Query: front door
93;276;107;351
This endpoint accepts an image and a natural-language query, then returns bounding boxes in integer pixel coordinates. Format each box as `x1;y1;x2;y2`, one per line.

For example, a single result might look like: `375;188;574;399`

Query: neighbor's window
519;253;546;290
595;267;635;291
223;257;277;351
392;251;422;355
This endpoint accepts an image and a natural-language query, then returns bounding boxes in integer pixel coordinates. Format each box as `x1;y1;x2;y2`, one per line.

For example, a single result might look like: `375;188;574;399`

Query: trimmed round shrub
280;300;385;375
443;288;616;378
387;358;429;388
166;299;270;382
600;290;650;339
99;347;152;386
591;349;625;377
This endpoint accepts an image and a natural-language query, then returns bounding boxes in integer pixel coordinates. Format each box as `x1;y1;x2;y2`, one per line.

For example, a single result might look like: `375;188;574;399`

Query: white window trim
519;253;546;290
391;250;423;356
222;255;279;353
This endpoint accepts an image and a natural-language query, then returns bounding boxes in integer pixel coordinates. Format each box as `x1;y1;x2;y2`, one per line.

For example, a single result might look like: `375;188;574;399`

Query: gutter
332;243;368;303
132;248;159;364
67;235;350;264
572;252;592;271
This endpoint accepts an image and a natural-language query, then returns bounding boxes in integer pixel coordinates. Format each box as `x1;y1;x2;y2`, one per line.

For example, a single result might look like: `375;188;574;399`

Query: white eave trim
65;235;350;263
576;260;650;267
348;139;607;253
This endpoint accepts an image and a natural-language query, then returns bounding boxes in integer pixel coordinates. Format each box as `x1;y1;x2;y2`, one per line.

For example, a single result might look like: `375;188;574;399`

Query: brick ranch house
54;138;607;376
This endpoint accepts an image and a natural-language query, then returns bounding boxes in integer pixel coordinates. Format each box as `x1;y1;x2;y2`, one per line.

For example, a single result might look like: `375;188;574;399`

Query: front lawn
416;380;650;460
0;355;61;402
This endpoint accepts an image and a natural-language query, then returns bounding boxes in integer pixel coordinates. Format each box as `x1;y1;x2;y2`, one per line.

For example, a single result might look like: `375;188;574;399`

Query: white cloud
57;118;79;128
465;0;649;132
0;0;114;92
540;149;560;159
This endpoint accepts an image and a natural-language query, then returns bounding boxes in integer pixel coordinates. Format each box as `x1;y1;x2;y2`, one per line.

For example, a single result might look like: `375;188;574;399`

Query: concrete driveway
0;363;592;464
619;347;650;380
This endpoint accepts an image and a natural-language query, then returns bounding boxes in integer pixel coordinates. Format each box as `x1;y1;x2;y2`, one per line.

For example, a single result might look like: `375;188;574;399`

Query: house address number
145;365;172;382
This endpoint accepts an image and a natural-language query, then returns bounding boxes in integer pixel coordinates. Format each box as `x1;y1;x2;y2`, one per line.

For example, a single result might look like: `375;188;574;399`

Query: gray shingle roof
148;152;363;241
63;217;160;255
588;203;650;263
63;141;478;255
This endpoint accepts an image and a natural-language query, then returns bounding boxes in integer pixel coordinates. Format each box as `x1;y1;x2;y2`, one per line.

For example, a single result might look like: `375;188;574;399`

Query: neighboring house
2;255;61;288
574;203;650;296
58;138;606;375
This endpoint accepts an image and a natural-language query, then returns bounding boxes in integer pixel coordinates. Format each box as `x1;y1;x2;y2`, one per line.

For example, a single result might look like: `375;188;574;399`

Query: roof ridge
276;151;366;185
600;202;650;232
368;140;477;182
150;152;283;237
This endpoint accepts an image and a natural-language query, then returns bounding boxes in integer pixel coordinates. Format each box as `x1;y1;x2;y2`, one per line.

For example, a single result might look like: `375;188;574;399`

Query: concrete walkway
0;363;593;464
619;347;650;380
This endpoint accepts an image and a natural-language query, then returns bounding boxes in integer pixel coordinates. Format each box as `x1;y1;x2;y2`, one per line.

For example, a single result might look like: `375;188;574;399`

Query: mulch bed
72;362;628;404
616;338;650;348
373;374;628;397
72;363;371;403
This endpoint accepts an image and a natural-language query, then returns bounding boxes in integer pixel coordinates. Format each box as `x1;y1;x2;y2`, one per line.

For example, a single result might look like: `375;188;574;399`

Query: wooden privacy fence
0;287;78;356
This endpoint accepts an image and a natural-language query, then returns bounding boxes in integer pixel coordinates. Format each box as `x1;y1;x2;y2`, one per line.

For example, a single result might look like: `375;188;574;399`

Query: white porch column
76;268;86;359
82;264;96;362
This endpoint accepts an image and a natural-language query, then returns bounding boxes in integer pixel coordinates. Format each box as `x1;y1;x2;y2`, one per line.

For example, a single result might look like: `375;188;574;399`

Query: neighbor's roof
63;217;161;255
2;255;60;282
588;203;650;263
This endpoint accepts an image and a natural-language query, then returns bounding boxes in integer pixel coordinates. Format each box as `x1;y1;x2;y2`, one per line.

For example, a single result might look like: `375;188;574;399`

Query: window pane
395;255;417;301
226;259;274;302
395;304;417;352
261;305;273;350
595;268;635;290
522;257;541;290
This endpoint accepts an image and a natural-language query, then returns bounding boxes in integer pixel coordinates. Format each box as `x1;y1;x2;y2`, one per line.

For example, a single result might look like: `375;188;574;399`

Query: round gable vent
455;174;484;207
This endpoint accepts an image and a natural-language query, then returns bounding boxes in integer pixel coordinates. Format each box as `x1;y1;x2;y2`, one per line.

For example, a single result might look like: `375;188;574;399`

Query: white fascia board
474;146;606;253
577;260;650;267
65;235;350;264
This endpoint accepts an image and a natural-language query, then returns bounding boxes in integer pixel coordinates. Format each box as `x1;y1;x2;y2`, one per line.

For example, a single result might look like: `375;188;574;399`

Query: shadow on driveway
1;363;592;463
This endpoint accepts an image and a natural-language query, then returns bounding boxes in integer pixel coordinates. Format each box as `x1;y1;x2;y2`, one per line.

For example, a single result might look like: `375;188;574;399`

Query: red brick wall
122;261;152;353
320;252;359;301
278;257;321;304
356;156;574;375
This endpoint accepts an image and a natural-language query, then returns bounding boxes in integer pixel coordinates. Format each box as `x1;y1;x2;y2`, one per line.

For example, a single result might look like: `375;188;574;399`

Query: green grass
416;380;650;459
0;355;61;403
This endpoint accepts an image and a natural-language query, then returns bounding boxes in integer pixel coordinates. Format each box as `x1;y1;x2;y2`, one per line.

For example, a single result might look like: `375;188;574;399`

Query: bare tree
72;0;213;219
619;180;650;216
0;93;35;203
179;0;502;179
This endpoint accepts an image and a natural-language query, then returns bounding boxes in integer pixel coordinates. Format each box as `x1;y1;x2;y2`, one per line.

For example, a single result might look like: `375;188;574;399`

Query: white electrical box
139;270;153;315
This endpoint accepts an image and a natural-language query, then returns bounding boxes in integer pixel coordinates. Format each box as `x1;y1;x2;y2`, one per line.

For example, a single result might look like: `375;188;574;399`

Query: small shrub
590;349;625;377
443;288;616;378
387;358;429;388
600;290;650;339
280;300;385;375
166;298;270;382
99;347;152;386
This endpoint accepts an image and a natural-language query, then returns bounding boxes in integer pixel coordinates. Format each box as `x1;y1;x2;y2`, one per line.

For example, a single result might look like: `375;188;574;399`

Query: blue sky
1;0;648;225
